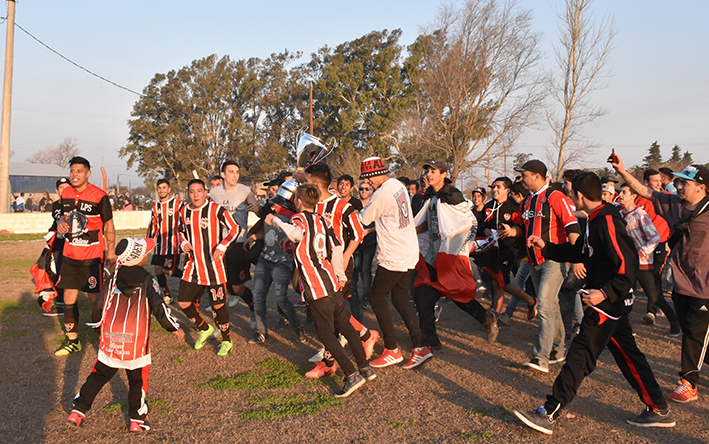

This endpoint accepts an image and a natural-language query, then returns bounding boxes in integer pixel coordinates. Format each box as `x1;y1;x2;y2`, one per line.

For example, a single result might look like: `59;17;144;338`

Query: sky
2;0;707;188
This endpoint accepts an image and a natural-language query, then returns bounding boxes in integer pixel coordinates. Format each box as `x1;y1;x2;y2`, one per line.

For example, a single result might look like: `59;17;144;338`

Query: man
414;162;498;360
471;187;487;228
337;174;362;211
514;172;674;434
659;167;677;194
177;179;241;356
14;193;25;212
209;160;259;313
209;175;223;191
147;179;183;305
478;176;537;323
54;157;116;356
613;155;709;403
643;169;663;193
512;160;580;373
600;176;619;204
359;157;425;369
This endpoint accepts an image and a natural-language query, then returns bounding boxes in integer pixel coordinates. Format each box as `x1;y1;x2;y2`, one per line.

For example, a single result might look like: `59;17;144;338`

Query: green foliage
386;419;413;429
467;407;487;416
494;404;513;415
239;392;342;420
199;357;304;391
643;141;663;169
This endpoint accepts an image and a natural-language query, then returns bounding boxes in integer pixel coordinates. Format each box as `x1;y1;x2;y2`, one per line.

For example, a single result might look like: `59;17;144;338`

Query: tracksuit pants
544;307;668;415
673;292;709;387
73;360;149;422
369;267;423;351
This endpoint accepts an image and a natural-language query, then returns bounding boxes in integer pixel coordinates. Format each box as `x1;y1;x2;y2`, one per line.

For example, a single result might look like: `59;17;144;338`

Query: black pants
309;292;367;376
637;269;679;328
648;241;670;314
414;283;487;348
73;360;149;421
369;267;422;350
673;292;709;387
545;308;667;414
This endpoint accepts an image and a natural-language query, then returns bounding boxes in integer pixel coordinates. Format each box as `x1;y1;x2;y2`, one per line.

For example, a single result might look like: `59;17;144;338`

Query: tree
642;141;662;169
681;150;693;167
401;0;546;181
26;138;80;168
547;0;615;180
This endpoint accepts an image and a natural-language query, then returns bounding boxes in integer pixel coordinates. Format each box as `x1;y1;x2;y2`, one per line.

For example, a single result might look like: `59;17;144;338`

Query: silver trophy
270;132;337;211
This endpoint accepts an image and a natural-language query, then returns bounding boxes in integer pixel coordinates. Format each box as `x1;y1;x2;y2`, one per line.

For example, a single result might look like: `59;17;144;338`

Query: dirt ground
1;239;708;444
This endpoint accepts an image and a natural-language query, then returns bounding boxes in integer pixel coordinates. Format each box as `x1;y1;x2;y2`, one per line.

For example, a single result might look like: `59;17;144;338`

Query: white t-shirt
209;183;252;243
360;178;418;272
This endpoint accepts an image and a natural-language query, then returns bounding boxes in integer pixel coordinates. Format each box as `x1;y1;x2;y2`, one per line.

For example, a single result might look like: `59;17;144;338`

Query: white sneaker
228;295;242;308
309;347;326;362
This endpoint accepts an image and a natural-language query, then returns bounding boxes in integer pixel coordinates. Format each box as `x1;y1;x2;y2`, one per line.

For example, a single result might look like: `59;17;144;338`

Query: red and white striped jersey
97;268;180;370
61;184;113;261
315;194;363;250
178;201;241;286
292;211;340;301
521;183;580;266
147;197;183;255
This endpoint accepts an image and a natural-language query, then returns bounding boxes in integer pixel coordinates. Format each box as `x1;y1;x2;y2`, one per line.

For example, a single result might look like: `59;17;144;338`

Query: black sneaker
295;326;306;343
248;331;266;344
522;358;549;373
549;351;566;364
514;406;556;435
626;406;675;428
294;300;307;308
484;310;498;343
669;326;681;338
359;366;376;381
43;308;65;317
274;317;289;331
335;372;366;398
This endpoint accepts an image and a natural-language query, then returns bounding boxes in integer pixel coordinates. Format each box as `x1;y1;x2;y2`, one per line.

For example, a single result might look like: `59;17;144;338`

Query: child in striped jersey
67;238;184;432
266;183;374;398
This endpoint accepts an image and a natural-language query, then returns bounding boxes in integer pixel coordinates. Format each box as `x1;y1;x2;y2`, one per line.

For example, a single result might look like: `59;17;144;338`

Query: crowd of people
34;151;709;435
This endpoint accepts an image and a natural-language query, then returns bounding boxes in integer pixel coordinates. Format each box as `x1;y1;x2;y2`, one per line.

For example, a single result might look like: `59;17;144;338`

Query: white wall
0;211;151;234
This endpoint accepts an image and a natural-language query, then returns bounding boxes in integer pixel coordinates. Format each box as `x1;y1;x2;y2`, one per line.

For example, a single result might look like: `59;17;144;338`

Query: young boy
514;173;674;434
67;237;184;432
265;183;374;398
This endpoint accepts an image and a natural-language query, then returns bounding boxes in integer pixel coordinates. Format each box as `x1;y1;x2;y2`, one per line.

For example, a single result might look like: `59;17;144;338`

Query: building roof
10;162;67;177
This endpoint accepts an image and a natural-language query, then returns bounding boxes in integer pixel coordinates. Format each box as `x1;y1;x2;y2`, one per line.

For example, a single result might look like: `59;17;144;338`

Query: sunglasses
359;187;371;191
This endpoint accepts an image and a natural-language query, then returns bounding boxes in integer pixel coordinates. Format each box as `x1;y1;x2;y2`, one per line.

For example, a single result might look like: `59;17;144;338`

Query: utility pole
308;83;313;135
0;0;16;214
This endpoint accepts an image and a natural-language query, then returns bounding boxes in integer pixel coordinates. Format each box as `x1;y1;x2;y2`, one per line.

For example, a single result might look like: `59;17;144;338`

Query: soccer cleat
668;379;698;403
217;340;234;356
403;346;433;369
305;361;337;379
309;347;326;363
527;299;538;320
274;317;289;331
484;310;498;343
514;406;556;435
335;372;366;398
642;312;656;325
55;339;82;356
129;420;151;432
194;324;215;350
522;358;549;373
626;406;676;428
370;348;404;368
67;411;84;427
360;366;376;381
548;351;566;365
497;312;511;326
362;329;380;360
248;331;266;344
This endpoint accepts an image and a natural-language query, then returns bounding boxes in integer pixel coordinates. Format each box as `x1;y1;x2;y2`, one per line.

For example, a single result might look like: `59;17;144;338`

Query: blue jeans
352;245;376;304
252;260;300;336
529;260;567;364
504;260;532;318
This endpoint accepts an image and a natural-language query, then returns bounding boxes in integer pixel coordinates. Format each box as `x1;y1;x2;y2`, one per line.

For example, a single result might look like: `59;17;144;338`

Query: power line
13;21;143;97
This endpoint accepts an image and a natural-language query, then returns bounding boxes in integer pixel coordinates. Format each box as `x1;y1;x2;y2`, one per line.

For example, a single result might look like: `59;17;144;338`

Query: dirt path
1;240;707;443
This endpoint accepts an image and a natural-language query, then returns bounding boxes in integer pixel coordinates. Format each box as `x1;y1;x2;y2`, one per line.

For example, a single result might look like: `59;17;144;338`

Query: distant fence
0;211;151;234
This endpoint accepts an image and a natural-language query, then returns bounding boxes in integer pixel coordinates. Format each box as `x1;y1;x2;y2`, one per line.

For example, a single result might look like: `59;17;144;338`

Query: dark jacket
543;202;638;317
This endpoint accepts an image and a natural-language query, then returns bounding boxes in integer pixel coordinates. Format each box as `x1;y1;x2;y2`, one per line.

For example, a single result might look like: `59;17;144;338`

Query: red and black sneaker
67;411;84;427
129;420;151;432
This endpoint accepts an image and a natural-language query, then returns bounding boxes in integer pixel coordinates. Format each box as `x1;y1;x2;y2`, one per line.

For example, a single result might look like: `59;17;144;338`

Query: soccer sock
349;315;364;333
155;273;169;295
213;304;231;341
323;350;335;367
181;303;207;330
64;303;79;340
360;329;371;342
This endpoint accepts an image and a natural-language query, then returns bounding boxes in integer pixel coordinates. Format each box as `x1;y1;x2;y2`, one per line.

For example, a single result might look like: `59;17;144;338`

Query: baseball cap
601;182;616;193
264;177;285;188
56;177;70;188
115;238;156;267
673;165;709;185
514;160;547;177
472;187;486;196
422;161;449;173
